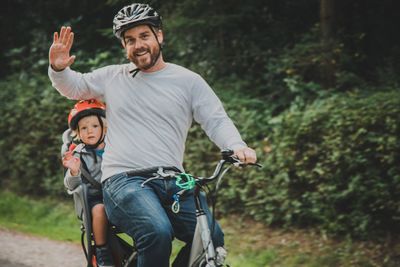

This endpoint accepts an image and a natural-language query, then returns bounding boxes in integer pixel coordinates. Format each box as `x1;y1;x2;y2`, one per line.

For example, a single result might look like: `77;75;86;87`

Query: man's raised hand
49;26;75;71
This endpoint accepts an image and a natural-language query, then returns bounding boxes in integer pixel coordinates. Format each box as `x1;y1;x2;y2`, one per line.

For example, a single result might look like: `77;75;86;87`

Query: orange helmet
68;99;106;130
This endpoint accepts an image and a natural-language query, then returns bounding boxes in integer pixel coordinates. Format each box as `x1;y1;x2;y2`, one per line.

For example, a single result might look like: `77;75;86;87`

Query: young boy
62;99;114;267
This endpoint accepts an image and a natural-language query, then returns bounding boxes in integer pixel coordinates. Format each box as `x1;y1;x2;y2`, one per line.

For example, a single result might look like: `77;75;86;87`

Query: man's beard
129;47;160;70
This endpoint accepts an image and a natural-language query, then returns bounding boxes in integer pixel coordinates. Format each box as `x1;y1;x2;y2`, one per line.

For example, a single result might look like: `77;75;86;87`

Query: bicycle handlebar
195;149;262;185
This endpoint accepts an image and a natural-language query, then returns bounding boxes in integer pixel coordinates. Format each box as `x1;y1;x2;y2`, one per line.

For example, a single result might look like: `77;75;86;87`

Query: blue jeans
102;172;224;267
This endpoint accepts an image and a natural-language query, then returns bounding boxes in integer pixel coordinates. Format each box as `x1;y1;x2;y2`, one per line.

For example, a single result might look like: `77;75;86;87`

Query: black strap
79;155;102;190
129;68;140;78
126;166;181;178
80;167;102;190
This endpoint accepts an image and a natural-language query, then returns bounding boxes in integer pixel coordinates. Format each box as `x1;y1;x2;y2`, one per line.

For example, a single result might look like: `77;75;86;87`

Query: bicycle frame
188;185;218;267
186;150;261;267
187;150;260;267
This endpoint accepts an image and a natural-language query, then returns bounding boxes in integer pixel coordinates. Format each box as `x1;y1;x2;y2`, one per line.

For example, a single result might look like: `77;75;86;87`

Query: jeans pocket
104;173;128;199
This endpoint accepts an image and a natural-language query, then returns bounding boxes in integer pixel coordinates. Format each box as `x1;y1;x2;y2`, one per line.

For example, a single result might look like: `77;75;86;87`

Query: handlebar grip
221;149;262;167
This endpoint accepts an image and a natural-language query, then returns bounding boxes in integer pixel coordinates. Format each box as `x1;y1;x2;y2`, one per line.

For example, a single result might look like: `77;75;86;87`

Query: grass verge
0;190;398;266
0;190;80;241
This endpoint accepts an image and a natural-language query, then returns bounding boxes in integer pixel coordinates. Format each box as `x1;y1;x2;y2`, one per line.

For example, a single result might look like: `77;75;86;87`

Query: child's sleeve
64;169;82;191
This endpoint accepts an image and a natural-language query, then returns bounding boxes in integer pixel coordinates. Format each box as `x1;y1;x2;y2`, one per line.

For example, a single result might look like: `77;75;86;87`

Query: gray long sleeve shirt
49;62;247;181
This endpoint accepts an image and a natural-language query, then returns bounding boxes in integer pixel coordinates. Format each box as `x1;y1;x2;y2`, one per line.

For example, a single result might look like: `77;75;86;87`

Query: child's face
77;115;104;146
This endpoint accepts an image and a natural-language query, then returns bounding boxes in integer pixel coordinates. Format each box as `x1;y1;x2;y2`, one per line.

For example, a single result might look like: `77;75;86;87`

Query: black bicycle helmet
113;3;162;39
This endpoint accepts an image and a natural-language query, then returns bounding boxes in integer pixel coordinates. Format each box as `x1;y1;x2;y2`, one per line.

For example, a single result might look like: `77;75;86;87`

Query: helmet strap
149;25;163;61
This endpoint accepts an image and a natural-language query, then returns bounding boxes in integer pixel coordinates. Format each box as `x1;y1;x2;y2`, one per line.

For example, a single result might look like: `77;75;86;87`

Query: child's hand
62;151;81;176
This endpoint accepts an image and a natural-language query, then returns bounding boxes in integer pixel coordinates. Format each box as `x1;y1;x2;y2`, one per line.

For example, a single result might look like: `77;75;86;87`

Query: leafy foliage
184;88;400;238
245;90;400;238
0;74;72;196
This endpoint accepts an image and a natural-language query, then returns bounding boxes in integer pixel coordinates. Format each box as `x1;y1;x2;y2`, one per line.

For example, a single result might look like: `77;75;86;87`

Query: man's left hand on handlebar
233;147;257;164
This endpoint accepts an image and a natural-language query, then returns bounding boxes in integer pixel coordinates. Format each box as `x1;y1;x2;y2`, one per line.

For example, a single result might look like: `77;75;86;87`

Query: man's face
122;25;163;71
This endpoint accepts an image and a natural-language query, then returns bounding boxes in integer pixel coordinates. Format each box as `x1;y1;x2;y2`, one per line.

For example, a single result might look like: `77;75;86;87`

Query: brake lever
230;156;262;168
248;162;263;168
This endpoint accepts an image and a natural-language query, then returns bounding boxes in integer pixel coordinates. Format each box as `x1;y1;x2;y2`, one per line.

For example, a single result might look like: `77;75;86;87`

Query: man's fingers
244;150;257;163
53;32;59;43
59;26;66;43
234;148;257;164
236;150;246;162
63;27;71;45
53;26;73;46
60;26;72;45
66;32;74;51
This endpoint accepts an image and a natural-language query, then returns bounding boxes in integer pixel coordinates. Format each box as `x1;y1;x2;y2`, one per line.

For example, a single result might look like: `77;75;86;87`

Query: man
49;3;257;267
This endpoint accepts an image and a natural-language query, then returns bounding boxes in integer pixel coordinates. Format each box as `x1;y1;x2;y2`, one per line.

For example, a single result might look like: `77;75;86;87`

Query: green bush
0;73;73;196
245;90;400;238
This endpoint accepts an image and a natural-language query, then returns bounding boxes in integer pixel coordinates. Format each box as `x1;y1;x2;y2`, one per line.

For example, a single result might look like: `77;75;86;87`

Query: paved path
0;228;85;267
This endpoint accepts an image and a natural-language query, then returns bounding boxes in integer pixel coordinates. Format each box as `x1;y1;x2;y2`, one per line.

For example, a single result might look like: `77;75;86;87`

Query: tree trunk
320;0;336;88
320;0;336;41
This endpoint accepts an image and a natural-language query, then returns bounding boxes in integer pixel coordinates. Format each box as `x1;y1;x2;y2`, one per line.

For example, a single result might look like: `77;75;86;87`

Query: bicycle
161;149;262;267
189;150;261;267
68;149;260;267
